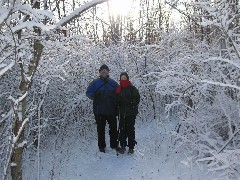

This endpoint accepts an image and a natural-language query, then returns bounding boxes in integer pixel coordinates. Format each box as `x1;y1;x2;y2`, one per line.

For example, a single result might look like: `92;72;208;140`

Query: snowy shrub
148;0;240;177
197;149;240;179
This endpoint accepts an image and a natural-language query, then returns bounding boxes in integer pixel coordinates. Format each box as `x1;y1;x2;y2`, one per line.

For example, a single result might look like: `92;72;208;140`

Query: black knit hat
99;64;109;72
120;72;129;80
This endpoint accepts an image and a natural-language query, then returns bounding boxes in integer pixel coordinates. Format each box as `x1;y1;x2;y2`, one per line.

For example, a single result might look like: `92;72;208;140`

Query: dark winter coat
86;77;118;116
116;82;140;117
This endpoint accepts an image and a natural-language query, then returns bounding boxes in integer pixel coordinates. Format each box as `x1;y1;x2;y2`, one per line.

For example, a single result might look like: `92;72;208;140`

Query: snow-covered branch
55;0;109;28
0;61;15;77
8;91;28;106
204;57;240;70
216;129;240;155
0;109;13;123
201;80;240;91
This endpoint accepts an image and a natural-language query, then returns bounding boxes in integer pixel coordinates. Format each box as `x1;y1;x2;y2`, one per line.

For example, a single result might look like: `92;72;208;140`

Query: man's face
99;69;109;77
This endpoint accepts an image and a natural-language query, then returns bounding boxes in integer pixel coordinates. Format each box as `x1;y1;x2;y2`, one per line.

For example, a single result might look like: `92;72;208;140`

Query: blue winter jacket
86;77;118;116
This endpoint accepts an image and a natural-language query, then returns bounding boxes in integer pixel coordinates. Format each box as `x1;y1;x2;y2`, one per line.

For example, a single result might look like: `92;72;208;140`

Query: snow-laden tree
194;0;240;178
0;0;54;179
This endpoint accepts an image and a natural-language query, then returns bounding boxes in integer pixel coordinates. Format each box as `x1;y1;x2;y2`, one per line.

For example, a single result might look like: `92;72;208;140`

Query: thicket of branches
0;0;240;179
155;0;240;179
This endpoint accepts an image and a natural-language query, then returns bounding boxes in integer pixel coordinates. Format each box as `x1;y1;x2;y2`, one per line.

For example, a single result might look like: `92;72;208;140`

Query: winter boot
99;148;105;153
118;147;126;154
111;146;120;152
128;148;134;154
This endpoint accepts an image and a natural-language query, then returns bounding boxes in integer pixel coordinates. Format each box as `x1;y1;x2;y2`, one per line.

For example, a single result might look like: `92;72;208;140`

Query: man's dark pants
96;115;118;149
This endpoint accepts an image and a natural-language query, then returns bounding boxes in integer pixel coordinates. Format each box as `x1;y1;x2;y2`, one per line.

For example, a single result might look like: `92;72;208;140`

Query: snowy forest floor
23;117;215;180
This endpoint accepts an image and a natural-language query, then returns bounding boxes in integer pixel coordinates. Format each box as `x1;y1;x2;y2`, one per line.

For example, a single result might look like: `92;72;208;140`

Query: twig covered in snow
201;80;240;91
55;0;109;28
216;129;240;155
0;61;15;77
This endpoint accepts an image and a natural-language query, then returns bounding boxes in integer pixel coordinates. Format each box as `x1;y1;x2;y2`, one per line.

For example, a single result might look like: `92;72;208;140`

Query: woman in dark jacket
116;72;140;154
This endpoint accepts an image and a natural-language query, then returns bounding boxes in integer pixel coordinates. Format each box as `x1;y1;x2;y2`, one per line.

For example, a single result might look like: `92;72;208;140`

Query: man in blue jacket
86;64;119;153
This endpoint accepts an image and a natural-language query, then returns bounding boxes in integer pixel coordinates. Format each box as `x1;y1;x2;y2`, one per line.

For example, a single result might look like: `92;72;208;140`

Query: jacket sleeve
131;86;140;106
86;80;96;100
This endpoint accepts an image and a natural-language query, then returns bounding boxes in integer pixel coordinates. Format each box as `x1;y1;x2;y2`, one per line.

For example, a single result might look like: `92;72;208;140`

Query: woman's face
120;75;128;80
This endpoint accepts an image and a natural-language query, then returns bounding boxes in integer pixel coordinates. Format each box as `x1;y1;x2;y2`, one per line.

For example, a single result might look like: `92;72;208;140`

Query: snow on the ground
23;117;213;180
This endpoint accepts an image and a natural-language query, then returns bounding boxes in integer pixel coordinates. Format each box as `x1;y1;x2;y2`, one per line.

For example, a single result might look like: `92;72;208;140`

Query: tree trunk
10;39;43;180
11;120;24;180
10;17;43;180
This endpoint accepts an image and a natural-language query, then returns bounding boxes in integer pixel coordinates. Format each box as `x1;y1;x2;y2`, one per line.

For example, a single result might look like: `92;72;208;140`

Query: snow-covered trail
24;119;211;180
